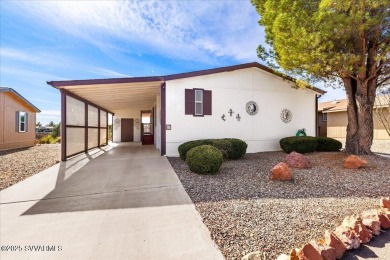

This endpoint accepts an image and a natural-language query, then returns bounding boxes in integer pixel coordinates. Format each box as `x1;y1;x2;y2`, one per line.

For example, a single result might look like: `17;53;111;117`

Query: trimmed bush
39;135;55;144
316;137;342;151
178;138;248;160
279;136;317;153
186;145;223;174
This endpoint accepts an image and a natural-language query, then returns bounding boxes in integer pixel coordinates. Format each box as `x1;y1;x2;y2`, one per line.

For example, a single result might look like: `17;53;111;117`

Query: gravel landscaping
0;144;60;190
168;152;390;259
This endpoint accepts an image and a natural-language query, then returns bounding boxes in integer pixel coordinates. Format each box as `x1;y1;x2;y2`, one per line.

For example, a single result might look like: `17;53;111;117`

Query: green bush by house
178;138;247;160
279;136;342;153
279;136;317;153
315;137;342;151
39;134;61;144
186;145;223;174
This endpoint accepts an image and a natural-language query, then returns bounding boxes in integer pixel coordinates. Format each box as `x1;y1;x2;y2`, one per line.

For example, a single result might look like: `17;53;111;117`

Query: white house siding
165;67;317;156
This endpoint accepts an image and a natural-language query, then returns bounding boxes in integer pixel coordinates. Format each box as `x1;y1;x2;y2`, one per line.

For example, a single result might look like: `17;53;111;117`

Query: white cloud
85;67;131;78
11;1;265;63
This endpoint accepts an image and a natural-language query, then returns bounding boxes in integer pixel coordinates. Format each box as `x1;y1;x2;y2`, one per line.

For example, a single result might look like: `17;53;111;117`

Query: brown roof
0;87;41;112
47;62;326;95
319;95;389;113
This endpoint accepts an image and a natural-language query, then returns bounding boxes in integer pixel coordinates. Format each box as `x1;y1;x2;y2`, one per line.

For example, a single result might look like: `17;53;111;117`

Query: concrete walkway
0;143;223;260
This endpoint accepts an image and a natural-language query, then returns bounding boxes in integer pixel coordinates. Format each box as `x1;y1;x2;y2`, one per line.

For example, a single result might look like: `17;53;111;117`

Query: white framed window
19;111;26;132
194;89;203;115
322;113;327;122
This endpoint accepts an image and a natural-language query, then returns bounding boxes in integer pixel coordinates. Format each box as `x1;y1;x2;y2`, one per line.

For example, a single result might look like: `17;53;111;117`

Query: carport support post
161;82;166;156
60;91;66;161
106;113;108;145
85;103;88;152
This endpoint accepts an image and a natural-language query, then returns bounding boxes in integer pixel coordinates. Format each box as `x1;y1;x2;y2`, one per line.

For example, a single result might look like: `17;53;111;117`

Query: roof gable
0;87;41;112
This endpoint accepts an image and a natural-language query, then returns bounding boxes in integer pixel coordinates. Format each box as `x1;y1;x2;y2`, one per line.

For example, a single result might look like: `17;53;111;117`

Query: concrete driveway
0;143;223;260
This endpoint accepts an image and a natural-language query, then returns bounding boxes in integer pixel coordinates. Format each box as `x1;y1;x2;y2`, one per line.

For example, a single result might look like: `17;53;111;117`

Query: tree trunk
343;78;376;154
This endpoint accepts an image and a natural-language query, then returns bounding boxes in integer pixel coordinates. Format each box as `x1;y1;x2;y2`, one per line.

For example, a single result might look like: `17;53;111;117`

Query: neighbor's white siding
165;67;317;156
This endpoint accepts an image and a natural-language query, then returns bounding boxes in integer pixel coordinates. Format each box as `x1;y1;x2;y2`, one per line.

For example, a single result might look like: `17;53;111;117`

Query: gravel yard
0;144;60;190
168;152;390;259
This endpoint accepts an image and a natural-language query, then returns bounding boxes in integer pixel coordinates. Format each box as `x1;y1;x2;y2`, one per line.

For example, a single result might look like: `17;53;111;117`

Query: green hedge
279;136;342;153
178;138;247;160
186;145;223;174
279;136;317;153
315;137;342;151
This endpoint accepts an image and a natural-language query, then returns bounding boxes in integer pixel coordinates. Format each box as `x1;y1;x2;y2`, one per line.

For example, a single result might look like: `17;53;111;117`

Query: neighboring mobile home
318;96;390;140
0;87;41;151
48;62;325;161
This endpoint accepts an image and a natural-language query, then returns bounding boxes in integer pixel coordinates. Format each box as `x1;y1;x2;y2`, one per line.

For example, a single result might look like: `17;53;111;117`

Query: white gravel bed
0;144;60;190
168;152;390;259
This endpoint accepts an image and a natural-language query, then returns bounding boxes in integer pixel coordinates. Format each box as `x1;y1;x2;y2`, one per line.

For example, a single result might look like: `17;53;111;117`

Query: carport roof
47;62;326;112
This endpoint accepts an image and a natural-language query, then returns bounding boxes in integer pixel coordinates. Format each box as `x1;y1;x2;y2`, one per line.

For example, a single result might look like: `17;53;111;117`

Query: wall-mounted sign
280;109;293;123
166;124;172;130
245;101;258;115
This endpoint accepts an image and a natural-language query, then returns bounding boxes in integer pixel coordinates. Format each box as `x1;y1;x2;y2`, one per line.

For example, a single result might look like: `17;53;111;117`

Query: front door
121;119;134;142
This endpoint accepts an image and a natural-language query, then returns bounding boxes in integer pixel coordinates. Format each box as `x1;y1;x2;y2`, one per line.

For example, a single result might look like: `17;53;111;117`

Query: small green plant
316;137;342;151
279;136;317;153
186;145;223;174
39;134;61;144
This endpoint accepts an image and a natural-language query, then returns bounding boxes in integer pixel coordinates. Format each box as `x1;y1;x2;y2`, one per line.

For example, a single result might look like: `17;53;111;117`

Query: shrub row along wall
280;136;342;153
63;93;109;160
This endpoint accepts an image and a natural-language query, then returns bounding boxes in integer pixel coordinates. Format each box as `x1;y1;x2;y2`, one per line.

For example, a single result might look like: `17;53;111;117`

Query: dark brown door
121;119;134;142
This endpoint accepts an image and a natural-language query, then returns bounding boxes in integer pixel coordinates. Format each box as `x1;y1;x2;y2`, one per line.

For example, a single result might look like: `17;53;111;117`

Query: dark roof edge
47;62;326;95
0;87;41;112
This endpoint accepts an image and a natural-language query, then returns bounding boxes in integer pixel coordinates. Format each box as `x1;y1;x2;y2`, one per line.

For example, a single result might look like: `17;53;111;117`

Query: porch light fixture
221;114;226;121
236;113;241;121
228;109;234;116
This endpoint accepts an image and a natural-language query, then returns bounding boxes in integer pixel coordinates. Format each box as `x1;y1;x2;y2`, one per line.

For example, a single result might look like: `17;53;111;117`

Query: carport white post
60;89;113;161
164;67;320;156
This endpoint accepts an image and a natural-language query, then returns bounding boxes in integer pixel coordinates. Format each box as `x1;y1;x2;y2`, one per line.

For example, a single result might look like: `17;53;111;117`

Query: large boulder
344;155;367;169
311;242;337;260
324;230;347;259
271;162;293;181
334;225;360;249
285;151;311;168
298;243;324;260
342;215;373;244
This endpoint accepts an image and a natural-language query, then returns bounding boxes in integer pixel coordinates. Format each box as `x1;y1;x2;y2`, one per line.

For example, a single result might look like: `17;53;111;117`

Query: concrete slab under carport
0;143;223;260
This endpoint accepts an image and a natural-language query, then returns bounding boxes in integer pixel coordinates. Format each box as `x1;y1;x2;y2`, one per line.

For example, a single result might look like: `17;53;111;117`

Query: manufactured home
48;62;325;161
0;87;40;150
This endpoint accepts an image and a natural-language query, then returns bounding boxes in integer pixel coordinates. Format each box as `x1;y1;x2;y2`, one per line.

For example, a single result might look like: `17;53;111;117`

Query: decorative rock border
242;197;390;260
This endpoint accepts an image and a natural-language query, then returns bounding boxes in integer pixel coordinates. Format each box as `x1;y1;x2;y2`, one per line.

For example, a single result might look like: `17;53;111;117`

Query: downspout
315;95;319;137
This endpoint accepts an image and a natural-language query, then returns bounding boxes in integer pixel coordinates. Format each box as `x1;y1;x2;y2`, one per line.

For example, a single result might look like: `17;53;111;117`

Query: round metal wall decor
114;118;121;130
245;101;259;115
280;109;293;123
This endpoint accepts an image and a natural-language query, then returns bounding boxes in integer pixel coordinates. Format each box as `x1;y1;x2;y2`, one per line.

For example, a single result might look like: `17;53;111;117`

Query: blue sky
0;0;346;125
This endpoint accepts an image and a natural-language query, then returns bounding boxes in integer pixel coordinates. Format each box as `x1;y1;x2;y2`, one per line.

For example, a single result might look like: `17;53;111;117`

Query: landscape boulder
285;151;312;168
341;215;372;243
362;209;390;229
311;241;336;260
271;162;292;181
334;225;360;249
289;248;300;260
298;243;324;260
380;197;390;210
344;155;367;169
324;230;347;259
242;251;262;260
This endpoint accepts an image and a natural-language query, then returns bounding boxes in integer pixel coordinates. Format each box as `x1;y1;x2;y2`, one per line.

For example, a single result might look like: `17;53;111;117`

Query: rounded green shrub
315;137;342;151
178;139;212;160
279;136;317;153
223;138;248;159
210;139;232;159
186;145;223;174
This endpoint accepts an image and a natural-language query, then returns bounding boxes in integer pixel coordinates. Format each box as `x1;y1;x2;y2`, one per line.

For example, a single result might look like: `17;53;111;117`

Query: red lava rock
380;197;390;210
311;241;336;260
334;225;360;249
362;218;381;236
285;151;312;169
324;230;347;259
344;155;367;169
342;215;373;244
362;209;390;229
271;162;292;181
298;243;324;260
289;248;300;260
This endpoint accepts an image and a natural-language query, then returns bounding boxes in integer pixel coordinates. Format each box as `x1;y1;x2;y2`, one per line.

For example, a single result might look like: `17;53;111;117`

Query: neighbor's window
195;89;203;115
19;111;26;132
322;113;327;122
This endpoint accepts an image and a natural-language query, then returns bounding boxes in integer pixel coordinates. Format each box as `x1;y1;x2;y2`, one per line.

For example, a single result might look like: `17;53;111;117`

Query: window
194;90;203;115
322;113;327;122
185;89;212;116
19;111;27;132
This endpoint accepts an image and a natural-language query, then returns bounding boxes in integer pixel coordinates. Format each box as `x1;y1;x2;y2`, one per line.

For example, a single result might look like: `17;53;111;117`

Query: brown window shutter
15;111;20;132
185;89;194;115
203;90;212;115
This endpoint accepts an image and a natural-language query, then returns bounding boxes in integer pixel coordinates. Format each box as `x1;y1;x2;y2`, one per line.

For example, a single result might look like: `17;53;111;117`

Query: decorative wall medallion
245;101;258;115
280;109;293;123
114;118;121;130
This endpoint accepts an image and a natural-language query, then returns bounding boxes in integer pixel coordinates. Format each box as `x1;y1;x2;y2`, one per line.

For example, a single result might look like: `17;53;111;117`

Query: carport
48;77;166;161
